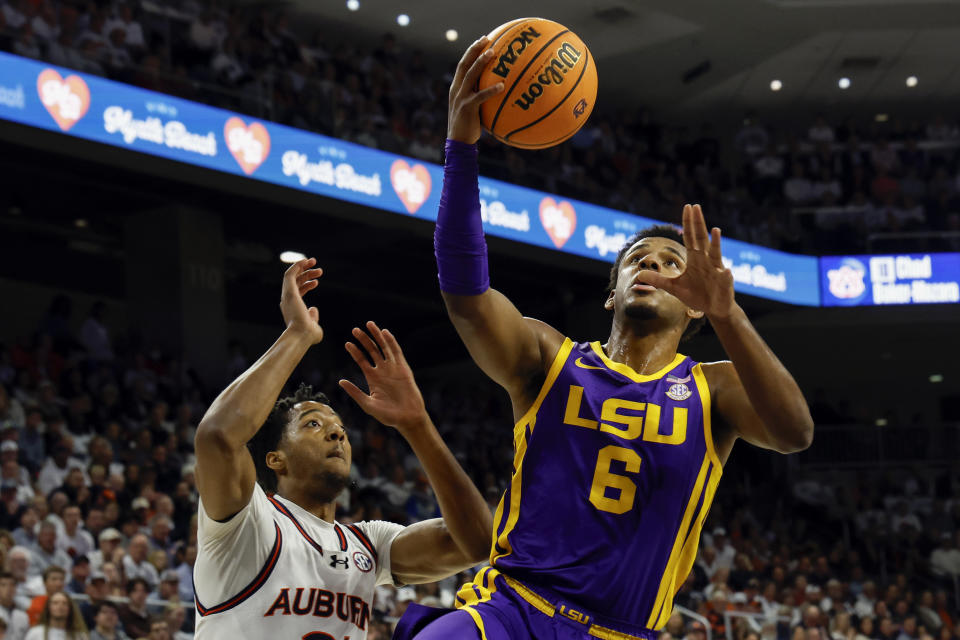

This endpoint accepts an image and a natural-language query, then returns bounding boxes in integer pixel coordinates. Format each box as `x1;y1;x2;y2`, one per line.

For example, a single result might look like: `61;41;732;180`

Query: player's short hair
93;600;118;617
247;384;332;494
605;225;706;342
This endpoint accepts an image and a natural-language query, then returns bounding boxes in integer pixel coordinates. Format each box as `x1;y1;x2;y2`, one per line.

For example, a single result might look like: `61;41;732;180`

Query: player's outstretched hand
634;204;737;321
447;35;505;144
280;257;324;344
339;322;428;434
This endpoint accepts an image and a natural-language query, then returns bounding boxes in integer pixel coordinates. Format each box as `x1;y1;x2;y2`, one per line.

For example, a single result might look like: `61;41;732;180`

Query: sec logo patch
353;551;373;573
666;383;691;401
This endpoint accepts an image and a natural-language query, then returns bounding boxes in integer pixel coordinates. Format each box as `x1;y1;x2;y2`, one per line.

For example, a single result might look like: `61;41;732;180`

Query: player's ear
604;289;615;311
686;307;704;320
265;450;286;474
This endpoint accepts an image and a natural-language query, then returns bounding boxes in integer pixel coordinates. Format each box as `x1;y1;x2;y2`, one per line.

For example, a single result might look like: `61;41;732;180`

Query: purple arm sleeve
434;139;490;295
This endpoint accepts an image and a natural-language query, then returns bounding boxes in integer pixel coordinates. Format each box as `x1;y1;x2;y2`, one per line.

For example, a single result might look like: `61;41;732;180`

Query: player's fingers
283;257;311;290
344;341;374;371
634;270;671;290
300;280;320;298
461;48;495;97
692;204;710;251
452;36;489;93
338;379;370;408
380;328;406;364
465;82;505;106
364;321;392;361
710;228;724;268
296;267;323;283
680;205;697;251
352;327;385;364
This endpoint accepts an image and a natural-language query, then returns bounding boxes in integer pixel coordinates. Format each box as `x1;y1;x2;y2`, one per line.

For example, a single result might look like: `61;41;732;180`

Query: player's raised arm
194;259;325;521
339;322;491;583
439;37;564;399
634;205;814;456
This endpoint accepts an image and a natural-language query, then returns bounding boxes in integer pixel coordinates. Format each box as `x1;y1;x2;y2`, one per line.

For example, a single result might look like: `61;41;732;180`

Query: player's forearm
196;327;313;449
435;140;489;297
401;415;492;562
710;304;814;451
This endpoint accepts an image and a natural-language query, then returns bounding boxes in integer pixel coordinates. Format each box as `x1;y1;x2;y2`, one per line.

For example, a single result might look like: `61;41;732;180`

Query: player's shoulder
697;359;734;387
522;317;565;357
343;519;404;556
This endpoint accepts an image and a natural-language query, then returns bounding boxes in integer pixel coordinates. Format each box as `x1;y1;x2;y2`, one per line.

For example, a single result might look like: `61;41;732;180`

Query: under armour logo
329;554;350;569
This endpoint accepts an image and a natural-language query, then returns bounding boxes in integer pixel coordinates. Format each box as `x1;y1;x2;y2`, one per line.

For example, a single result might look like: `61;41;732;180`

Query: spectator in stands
87;529;120;573
711;527;736;570
26;565;65;626
0;385;25;430
809;116;836;144
148;619;171;640
24;590;88;640
164;604;189;640
122;534;158;589
0;571;29;640
79;302;112;363
118;577;151;639
831;612;853;640
785;165;815;205
78;569;108;630
12;23;40;59
917;591;943;633
37;444;82;497
100;562;124;600
29;522;70;578
58;506;94;560
89;600;128;640
854;617;875;640
930;533;960;580
172;544;194;603
148;570;179;613
65;555;89;595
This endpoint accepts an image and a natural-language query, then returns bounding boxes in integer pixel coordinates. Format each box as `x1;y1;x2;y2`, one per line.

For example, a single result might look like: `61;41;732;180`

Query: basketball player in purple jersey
394;37;815;640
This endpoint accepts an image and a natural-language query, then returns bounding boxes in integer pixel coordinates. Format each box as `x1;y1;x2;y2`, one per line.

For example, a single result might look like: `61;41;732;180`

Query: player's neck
277;486;337;523
604;321;682;375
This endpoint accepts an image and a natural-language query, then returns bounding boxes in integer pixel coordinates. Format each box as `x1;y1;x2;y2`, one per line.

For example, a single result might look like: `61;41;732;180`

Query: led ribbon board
4;51;951;308
821;253;960;306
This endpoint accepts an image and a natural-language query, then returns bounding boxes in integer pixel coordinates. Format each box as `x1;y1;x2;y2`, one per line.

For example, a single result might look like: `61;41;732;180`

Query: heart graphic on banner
539;198;577;248
36;69;90;131
390;160;432;214
224;117;271;175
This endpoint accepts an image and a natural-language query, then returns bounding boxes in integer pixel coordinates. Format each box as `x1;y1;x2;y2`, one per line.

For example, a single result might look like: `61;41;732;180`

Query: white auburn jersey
194;483;403;639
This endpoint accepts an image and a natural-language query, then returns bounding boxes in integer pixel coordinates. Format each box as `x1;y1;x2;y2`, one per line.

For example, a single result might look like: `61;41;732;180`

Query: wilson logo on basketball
389;159;432;214
514;42;582;112
224;117;270;175
573;99;588;118
539;198;576;248
36;69;90;131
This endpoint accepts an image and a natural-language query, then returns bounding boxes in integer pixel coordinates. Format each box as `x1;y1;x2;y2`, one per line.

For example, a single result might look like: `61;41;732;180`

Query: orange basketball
478;17;598;150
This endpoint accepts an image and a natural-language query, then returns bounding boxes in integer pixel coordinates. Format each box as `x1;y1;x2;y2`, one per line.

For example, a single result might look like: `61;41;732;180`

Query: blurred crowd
3;0;960;255
0;280;954;640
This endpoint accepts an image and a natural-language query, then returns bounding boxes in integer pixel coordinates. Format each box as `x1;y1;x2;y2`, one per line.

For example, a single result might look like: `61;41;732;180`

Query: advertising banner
820;253;960;306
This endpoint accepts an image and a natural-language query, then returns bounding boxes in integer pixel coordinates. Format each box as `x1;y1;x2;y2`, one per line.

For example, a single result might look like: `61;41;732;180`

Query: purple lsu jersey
488;338;723;630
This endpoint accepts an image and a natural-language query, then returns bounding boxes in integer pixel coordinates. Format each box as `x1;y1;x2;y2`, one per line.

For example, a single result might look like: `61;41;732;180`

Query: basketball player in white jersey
193;257;493;639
